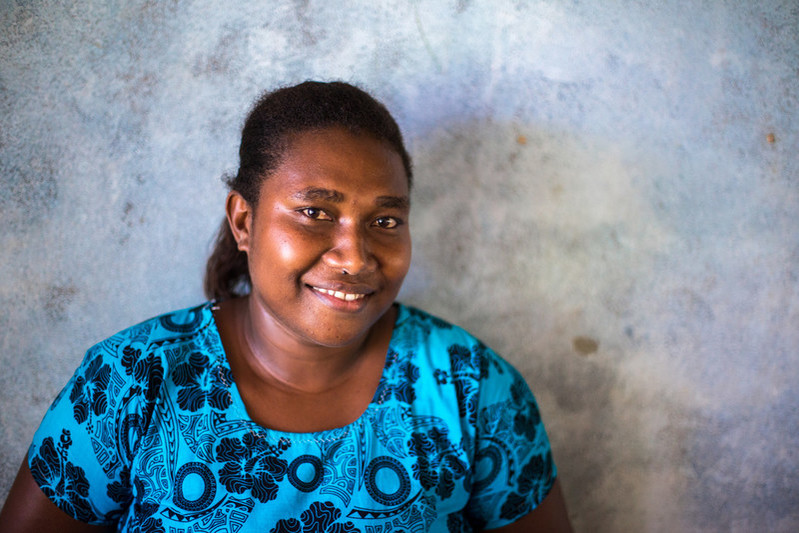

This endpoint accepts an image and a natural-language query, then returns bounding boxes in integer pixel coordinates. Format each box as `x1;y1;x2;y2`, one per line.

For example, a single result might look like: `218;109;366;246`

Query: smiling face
227;127;412;349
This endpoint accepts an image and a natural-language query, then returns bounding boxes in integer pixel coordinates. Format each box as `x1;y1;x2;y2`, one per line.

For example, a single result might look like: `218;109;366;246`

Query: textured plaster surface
1;1;797;531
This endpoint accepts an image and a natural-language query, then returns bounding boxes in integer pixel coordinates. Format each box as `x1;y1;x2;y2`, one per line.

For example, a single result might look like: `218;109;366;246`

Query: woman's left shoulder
395;303;484;344
393;303;519;378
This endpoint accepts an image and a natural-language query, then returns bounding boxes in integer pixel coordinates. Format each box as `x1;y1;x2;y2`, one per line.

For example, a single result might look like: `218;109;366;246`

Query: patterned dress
29;302;556;532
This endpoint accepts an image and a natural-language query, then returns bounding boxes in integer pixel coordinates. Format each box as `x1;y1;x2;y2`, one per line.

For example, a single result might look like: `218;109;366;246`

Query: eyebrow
293;187;410;210
292;187;344;203
375;195;411;210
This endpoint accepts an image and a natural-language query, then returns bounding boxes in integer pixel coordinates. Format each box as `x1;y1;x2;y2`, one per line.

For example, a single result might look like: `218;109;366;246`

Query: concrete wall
1;1;796;530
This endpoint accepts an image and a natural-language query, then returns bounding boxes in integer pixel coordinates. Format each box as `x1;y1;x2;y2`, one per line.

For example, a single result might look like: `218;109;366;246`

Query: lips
311;287;366;302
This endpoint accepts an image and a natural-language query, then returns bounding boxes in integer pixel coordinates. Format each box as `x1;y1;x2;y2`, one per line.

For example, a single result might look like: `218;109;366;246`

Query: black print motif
364;456;411;505
270;501;360;533
405;307;454;333
131;478;166;533
159;304;205;333
511;376;542;442
408;426;468;501
287;455;324;492
120;346;165;403
499;451;554;521
375;352;419;404
447;344;480;425
106;467;132;508
173;462;217;511
472;444;503;492
29;431;96;523
69;353;112;424
31;302;555;531
216;432;288;503
172;351;232;412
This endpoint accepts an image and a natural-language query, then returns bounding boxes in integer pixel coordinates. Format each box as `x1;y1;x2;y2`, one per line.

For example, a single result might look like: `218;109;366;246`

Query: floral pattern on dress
69;353;112;424
375;352;420;404
216;432;289;503
172;351;232;412
499;451;554;521
29;430;96;523
270;501;360;533
121;345;165;403
130;479;166;533
408;425;468;500
29;302;556;531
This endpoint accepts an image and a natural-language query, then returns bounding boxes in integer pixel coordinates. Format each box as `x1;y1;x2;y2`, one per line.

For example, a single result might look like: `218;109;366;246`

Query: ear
226;191;253;253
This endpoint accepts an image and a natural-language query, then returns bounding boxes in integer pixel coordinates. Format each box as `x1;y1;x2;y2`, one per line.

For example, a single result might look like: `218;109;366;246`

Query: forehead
263;128;409;198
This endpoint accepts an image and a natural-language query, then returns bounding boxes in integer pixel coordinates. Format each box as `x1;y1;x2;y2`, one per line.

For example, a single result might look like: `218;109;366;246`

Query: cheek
275;237;304;265
271;230;327;272
248;225;319;277
384;239;412;282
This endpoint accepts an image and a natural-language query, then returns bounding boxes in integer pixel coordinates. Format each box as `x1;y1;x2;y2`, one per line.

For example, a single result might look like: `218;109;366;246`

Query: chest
124;395;473;532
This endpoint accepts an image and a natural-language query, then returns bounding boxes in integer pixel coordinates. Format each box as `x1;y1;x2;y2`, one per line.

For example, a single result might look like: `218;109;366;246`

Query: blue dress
29;302;556;532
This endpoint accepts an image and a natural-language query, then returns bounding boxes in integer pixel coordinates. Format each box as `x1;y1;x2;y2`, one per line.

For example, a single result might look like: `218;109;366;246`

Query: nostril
324;230;376;275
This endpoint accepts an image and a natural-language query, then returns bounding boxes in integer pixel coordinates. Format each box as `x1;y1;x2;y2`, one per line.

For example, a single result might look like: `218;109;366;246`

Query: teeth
314;287;365;301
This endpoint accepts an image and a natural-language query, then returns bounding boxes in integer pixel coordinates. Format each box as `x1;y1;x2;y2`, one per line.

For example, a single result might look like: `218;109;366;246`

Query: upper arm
463;354;558;528
21;339;149;526
0;456;112;533
484;479;573;533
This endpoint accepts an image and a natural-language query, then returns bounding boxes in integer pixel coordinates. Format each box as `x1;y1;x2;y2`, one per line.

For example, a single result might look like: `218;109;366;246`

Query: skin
218;127;413;432
0;127;572;532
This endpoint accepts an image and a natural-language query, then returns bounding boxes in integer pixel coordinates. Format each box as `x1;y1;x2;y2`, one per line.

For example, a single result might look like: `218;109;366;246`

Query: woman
0;81;572;532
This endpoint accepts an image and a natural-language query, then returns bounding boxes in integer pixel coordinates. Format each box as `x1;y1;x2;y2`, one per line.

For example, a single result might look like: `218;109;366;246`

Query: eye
299;207;333;221
373;216;401;229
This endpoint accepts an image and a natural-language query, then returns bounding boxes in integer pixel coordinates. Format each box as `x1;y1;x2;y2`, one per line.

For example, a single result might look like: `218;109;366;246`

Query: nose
323;223;377;275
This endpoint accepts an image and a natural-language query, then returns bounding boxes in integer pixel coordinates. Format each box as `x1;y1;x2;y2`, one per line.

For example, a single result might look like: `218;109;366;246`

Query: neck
231;296;391;394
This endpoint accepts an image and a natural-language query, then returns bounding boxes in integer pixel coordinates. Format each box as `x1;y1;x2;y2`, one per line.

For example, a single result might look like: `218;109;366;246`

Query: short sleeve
28;331;163;525
464;351;557;530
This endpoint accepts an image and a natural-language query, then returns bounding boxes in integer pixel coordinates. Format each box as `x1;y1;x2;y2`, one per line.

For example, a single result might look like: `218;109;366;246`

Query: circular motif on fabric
473;445;502;491
288;455;323;492
364;456;411;506
174;462;216;511
160;306;204;333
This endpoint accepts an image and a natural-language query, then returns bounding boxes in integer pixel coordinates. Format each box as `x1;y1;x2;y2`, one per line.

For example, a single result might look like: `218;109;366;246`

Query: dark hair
203;81;413;301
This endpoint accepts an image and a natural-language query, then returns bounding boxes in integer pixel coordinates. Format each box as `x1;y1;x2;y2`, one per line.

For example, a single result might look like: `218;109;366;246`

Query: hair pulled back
203;81;413;301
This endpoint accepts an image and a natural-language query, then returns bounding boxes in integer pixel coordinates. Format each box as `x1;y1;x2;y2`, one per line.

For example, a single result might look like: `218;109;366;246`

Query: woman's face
229;127;412;348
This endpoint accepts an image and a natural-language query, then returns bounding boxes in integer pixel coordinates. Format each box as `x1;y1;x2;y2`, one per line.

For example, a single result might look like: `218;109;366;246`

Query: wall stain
119;200;145;244
573;335;599;355
455;0;472;14
292;0;320;46
191;28;240;77
44;284;78;322
0;161;58;227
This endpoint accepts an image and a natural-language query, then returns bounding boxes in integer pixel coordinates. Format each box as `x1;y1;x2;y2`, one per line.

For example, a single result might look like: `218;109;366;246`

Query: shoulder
394;303;518;378
97;301;216;349
85;302;216;365
67;301;217;384
66;302;219;408
394;303;481;350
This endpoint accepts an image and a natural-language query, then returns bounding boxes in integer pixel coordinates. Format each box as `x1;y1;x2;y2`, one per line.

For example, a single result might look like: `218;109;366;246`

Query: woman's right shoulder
92;301;216;350
80;301;218;376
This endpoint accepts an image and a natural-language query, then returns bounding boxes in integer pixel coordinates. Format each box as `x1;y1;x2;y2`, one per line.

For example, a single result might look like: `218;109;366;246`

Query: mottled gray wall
1;1;797;531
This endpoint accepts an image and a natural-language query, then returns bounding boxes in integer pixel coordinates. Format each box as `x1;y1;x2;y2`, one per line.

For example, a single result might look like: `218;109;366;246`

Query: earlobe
225;191;252;253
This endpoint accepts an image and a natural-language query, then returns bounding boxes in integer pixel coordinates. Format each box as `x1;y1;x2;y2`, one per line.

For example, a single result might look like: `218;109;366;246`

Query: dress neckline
204;301;408;441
